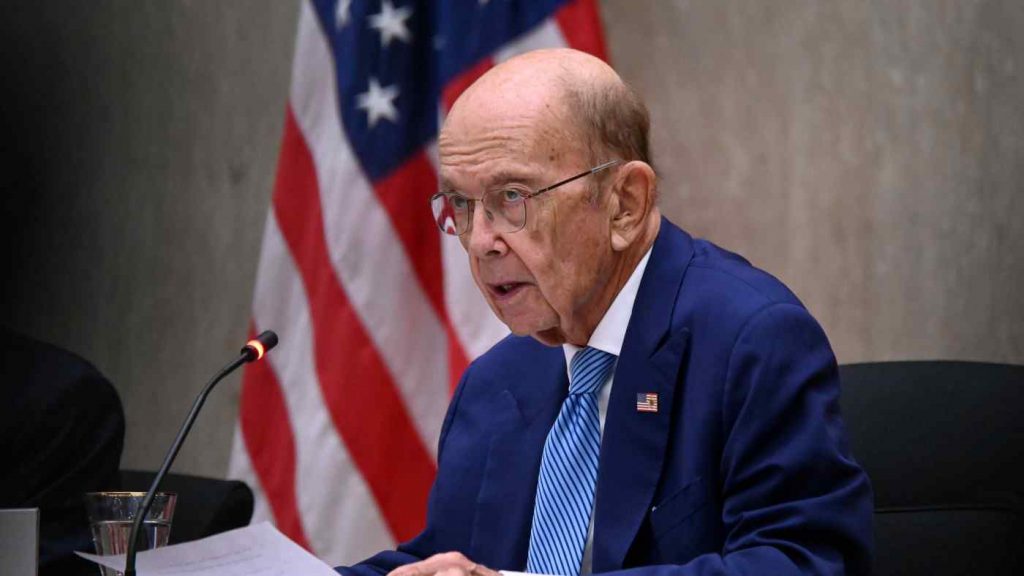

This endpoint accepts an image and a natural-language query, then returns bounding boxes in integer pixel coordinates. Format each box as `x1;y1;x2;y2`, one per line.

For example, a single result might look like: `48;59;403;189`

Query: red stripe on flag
273;106;436;541
239;325;313;550
373;153;471;391
441;57;494;113
556;0;609;61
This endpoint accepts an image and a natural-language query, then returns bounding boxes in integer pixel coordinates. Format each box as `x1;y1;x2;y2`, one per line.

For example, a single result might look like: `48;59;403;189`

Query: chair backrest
838;361;1024;575
118;470;254;544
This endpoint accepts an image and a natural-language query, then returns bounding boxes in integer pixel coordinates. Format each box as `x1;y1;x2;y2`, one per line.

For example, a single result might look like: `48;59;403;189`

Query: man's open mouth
490;282;527;297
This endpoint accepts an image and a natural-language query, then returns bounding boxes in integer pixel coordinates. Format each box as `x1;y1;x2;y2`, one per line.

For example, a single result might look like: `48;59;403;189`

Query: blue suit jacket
341;219;873;575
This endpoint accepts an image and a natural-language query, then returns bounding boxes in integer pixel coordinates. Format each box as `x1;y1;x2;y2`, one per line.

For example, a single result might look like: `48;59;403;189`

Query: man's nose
463;204;507;258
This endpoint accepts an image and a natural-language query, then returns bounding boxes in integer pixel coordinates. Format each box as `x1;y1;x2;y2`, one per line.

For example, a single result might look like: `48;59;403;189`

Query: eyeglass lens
431;190;527;236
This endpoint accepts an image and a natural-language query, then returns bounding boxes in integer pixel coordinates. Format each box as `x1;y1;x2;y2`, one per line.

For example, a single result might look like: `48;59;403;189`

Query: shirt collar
563;247;653;366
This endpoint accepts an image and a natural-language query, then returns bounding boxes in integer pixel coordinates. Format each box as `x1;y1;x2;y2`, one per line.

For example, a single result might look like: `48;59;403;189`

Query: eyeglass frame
429;159;622;236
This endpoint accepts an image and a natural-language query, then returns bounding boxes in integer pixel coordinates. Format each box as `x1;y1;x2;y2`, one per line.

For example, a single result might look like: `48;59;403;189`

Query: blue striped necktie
527;347;617;576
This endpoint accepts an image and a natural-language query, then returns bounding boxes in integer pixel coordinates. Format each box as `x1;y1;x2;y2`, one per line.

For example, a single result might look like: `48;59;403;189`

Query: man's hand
387;552;502;576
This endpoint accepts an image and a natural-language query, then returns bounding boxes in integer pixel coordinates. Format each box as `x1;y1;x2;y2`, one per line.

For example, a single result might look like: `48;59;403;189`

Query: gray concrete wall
2;1;1021;479
603;0;1024;365
1;1;299;477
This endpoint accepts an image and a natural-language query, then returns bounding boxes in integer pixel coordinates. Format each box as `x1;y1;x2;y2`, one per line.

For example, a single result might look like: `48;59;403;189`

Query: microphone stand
123;331;277;576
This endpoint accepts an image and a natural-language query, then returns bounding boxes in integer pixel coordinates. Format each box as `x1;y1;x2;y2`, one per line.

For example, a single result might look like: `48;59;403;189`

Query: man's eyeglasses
430;160;621;236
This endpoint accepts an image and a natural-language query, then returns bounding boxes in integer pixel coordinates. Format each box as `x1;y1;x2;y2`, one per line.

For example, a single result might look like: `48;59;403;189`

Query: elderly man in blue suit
338;48;873;576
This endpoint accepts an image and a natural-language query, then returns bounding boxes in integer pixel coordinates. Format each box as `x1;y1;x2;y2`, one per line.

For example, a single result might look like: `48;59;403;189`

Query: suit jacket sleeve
335;365;476;576
619;303;873;576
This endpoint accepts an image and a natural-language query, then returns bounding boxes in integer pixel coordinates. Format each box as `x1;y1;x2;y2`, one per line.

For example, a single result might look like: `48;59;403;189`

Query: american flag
227;0;609;565
636;393;659;413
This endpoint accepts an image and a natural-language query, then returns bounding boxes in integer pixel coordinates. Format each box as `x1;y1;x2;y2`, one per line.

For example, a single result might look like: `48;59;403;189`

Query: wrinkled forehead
440;90;584;176
441;108;571;155
438;118;584;195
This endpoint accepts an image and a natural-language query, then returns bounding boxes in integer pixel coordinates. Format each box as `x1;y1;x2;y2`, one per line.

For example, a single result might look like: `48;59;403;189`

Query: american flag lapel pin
636;392;659;413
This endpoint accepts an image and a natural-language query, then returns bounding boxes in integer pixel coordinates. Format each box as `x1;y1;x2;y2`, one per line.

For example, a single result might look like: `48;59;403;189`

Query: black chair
838;361;1024;575
119;470;254;544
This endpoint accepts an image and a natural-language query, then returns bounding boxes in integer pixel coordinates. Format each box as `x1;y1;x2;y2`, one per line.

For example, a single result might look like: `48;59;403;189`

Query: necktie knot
568;347;616;396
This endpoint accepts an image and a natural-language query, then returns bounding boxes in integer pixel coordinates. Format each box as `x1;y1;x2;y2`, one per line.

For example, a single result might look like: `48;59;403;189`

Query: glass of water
84;491;177;576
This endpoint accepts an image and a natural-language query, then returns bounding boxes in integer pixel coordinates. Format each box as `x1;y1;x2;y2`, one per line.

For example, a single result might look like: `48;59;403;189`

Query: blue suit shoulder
649;222;824;360
470;334;559;374
686;237;805;316
454;334;563;407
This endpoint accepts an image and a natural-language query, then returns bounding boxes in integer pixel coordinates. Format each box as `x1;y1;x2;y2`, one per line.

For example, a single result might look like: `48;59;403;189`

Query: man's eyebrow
438;169;537;192
438;177;457;192
486;169;537;187
438;174;468;193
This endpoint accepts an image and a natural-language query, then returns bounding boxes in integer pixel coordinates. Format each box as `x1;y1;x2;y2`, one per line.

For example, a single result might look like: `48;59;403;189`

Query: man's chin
500;317;566;347
528;326;568;347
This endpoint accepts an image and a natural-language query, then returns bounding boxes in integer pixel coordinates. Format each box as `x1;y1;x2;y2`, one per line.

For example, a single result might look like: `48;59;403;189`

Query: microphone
123;330;278;576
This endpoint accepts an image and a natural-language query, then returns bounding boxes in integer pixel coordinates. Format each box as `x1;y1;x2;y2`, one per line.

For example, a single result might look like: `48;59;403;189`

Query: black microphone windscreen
242;330;278;362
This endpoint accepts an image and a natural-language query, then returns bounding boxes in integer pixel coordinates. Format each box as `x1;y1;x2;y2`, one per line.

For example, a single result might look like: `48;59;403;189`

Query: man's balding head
445;48;651;168
437;48;660;346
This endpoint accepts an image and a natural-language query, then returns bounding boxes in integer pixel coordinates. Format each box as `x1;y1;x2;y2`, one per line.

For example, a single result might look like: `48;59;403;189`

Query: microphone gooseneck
123;330;278;576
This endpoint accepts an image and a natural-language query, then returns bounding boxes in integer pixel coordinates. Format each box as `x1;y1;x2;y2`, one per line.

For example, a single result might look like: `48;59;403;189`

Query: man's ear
609;161;656;251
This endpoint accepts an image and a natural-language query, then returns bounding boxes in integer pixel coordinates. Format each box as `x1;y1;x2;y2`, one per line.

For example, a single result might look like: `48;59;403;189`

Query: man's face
439;97;618;346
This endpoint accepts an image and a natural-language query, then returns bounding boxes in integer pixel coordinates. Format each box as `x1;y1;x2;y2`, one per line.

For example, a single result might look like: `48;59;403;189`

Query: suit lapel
592;220;694;572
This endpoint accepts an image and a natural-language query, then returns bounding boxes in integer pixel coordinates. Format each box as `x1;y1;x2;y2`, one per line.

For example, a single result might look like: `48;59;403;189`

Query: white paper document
76;522;338;576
